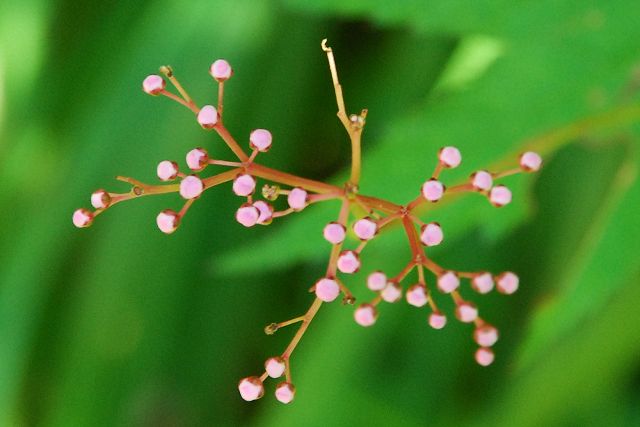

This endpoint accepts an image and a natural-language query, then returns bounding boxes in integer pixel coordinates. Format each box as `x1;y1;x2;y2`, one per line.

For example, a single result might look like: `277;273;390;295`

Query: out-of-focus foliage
0;1;639;426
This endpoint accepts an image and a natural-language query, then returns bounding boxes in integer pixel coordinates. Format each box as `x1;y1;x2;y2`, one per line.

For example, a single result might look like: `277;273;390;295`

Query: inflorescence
73;40;542;404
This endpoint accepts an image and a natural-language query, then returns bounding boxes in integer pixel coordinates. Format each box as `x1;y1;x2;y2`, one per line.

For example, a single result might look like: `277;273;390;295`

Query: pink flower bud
455;302;478;323
496;271;519;294
471;272;494;294
474;325;499;347
275;382;295;404
475;347;495;366
489;185;512;207
186;147;209;171
353;217;377;241
72;208;93;228
420;222;443;246
249;129;272;152
156;209;179;234
354;304;377;327
210;59;233;81
265;357;286;378
197;105;218;129
238;377;264;401
157;160;179;181
253;200;273;224
323;222;346;244
367;271;387;291
422;179;444;202
520;151;542;172
337;250;360;274
429;312;447;329
91;189;111;209
235;204;260;227
471;170;493;191
406;284;428;307
439;146;462;168
179;175;204;199
315;278;340;302
381;282;402;303
437;271;459;293
142;74;165;95
232;174;256;196
287;187;308;211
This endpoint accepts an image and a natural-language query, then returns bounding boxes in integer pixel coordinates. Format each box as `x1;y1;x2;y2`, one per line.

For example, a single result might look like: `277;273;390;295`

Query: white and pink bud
471;170;493;191
265;357;286;378
439;146;462;168
72;208;93;228
337;250;360;274
354;304;378;327
249;129;273;152
91;189;111;210
238;377;264;401
353;217;378;241
142;74;165;95
474;324;499;347
197;105;219;129
210;59;233;81
429;312;447;329
275;382;295;404
186;147;209;171
232;174;256;196
496;271;519;294
520;151;542;172
455;301;478;323
420;222;443;246
406;284;428;307
475;347;495;366
422;179;444;202
253;201;273;225
437;271;459;293
235;204;260;227
179;175;204;199
287;188;308;211
381;282;402;303
323;222;346;245
157;160;179;181
315;278;340;302
367;271;387;291
156;210;179;234
471;272;494;294
489;185;512;207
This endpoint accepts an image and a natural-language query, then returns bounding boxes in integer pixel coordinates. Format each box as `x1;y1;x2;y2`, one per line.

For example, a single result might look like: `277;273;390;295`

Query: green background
1;0;640;426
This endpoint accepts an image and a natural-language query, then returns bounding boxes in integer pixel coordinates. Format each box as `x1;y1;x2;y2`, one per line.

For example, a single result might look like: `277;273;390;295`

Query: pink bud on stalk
238;377;264;401
354;304;377;327
157;160;179;181
142;75;165;95
197;105;219;129
250;129;273;152
323;222;346;244
439;146;462;168
422;179;444;202
156;210;179;234
186;148;209;171
210;59;233;81
315;278;340;302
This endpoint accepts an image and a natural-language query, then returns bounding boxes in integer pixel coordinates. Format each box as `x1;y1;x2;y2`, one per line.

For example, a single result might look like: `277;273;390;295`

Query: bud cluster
73;40;542;403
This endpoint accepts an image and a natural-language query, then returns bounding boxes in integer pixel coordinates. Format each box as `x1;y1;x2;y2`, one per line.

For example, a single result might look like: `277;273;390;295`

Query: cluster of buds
73;40;542;403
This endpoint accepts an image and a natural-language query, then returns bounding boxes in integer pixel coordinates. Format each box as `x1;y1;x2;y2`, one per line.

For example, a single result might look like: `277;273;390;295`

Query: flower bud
337;250;360;274
429;312;447;329
475;347;495;366
381;282;402;303
406;284;428;307
91;189;111;209
287;187;308;211
474;324;499;347
265;357;286;378
72;208;93;228
496;271;519;294
275;382;295;404
232;174;256;197
354;304;377;327
157;160;179;181
249;129;273;152
420;222;443;246
422;179;444;202
439;146;461;168
367;271;387;291
197;105;219;129
142;75;165;95
186;148;209;171
315;278;340;302
156;210;179;234
238;377;264;401
323;222;346;245
520;151;542;172
253;200;273;225
236;204;260;227
489;185;512;207
437;271;459;293
210;59;233;81
471;170;493;191
471;272;494;294
455;302;478;323
179;175;204;199
353;217;377;241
